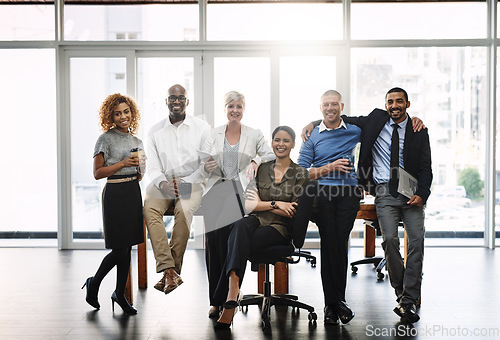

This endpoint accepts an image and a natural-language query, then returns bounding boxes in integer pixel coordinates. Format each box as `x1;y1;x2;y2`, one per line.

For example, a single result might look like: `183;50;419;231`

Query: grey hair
224;91;246;107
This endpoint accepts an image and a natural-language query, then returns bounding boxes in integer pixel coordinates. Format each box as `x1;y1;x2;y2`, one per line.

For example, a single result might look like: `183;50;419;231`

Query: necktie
389;123;400;197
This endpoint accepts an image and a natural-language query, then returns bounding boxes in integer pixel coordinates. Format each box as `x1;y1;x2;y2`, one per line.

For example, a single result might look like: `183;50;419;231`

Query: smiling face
112;102;132;133
225;99;245;124
272;129;295;159
166;85;189;122
320;94;344;129
385;91;410;124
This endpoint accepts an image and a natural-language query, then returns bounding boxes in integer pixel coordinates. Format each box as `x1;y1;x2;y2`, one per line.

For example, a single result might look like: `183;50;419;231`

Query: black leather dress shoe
323;305;339;325
333;301;355;324
393;303;420;323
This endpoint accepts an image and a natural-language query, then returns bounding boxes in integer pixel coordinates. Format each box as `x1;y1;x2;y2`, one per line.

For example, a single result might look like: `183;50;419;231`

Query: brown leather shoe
153;271;168;292
163;268;183;295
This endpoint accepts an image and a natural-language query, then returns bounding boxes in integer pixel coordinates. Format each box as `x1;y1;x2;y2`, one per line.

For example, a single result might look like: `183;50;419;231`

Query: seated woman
212;126;310;329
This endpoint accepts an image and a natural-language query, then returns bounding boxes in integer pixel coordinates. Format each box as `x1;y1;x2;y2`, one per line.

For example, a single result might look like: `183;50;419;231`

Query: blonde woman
203;91;275;318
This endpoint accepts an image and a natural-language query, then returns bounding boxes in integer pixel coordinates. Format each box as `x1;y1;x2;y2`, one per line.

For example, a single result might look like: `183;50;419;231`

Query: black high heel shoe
111;291;137;315
81;277;100;310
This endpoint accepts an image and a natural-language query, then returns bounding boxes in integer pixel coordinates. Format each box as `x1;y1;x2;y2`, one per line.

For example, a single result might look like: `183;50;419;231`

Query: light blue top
372;116;408;185
298;120;361;186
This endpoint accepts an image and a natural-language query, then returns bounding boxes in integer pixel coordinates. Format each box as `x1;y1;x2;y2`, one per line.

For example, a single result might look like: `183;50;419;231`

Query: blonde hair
98;93;141;135
224;91;246;107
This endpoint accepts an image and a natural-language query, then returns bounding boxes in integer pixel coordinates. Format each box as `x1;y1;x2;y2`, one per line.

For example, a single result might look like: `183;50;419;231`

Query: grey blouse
222;138;240;180
93;128;144;176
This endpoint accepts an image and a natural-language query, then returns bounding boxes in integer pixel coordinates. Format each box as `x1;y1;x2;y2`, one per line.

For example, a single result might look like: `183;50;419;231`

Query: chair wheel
311;259;316;267
377;272;385;280
242;305;248;313
351;266;358;274
308;312;317;321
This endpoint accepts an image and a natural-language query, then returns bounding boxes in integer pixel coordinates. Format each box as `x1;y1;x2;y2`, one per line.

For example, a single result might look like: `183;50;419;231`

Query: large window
2;0;499;248
0;49;57;240
351;47;487;244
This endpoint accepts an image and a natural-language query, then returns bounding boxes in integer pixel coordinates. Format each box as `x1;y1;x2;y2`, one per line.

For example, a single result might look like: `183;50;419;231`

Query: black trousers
205;226;231;306
315;185;361;306
212;215;288;306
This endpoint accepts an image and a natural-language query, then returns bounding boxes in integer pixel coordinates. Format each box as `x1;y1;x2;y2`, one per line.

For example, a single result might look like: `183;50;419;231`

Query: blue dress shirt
372;116;408;185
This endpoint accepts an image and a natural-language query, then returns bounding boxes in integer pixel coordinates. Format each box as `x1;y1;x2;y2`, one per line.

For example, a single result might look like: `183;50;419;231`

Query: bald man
144;84;212;295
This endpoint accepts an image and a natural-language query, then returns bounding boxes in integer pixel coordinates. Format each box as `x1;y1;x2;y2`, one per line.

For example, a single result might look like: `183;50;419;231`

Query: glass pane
213;57;271;140
351;47;487;245
0;50;57;239
352;2;486;40
207;3;342;41
279;56;337;162
137;57;200;239
0;5;54;40
70;57;127;241
64;4;198;41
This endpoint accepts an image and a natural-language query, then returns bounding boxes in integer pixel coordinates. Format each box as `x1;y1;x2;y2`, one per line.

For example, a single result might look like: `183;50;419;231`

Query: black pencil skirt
102;175;144;249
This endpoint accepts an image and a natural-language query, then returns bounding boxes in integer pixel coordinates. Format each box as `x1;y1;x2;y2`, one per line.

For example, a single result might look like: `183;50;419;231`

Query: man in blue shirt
298;90;362;325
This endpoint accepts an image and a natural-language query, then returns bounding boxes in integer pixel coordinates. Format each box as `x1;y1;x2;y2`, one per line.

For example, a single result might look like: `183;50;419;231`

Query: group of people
82;84;432;328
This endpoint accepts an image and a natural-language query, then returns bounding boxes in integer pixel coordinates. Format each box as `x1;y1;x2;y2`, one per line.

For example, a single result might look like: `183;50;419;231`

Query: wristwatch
270;201;278;209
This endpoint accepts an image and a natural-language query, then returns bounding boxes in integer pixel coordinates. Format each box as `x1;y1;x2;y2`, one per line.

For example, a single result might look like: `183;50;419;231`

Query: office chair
239;181;318;329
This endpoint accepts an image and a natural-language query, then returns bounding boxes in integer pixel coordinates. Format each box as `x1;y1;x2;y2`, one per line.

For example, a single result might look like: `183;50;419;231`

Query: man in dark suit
343;87;432;323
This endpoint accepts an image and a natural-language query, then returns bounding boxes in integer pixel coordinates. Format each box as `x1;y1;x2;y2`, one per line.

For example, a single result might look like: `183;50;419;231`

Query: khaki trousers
143;183;202;274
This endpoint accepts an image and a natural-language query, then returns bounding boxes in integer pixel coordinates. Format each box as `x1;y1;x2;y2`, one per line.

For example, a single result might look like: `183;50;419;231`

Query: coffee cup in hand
130;148;144;172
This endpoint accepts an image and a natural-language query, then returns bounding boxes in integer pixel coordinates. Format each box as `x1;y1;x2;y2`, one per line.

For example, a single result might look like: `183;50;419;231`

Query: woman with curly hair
82;93;146;315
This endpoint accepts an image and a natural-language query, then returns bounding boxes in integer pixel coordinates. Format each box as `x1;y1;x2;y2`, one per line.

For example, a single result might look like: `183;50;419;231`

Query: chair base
350;256;386;280
240;263;317;329
240;293;317;329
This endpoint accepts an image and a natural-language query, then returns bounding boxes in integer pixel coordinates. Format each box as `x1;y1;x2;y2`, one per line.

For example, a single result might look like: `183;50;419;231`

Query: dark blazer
342;109;433;203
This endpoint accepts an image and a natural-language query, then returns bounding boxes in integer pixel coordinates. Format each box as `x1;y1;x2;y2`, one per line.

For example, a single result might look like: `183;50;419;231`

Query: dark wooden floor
0;246;499;339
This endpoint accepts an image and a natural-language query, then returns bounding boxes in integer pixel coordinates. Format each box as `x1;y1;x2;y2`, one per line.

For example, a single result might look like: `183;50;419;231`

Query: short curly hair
98;93;141;135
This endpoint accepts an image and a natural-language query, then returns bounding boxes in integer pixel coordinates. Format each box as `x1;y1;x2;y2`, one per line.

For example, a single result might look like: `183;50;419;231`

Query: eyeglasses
167;96;187;103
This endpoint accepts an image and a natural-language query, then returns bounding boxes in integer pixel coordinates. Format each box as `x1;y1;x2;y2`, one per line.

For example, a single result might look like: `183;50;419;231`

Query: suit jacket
343;109;433;203
204;123;275;194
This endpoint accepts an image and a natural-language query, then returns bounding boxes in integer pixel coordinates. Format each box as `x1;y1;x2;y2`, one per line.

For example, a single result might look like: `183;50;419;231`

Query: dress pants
143;183;202;274
375;184;425;306
205;225;231;306
212;215;288;306
315;185;361;306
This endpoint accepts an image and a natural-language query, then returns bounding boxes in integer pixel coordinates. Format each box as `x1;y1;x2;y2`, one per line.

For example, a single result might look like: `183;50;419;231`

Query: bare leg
217;271;240;324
